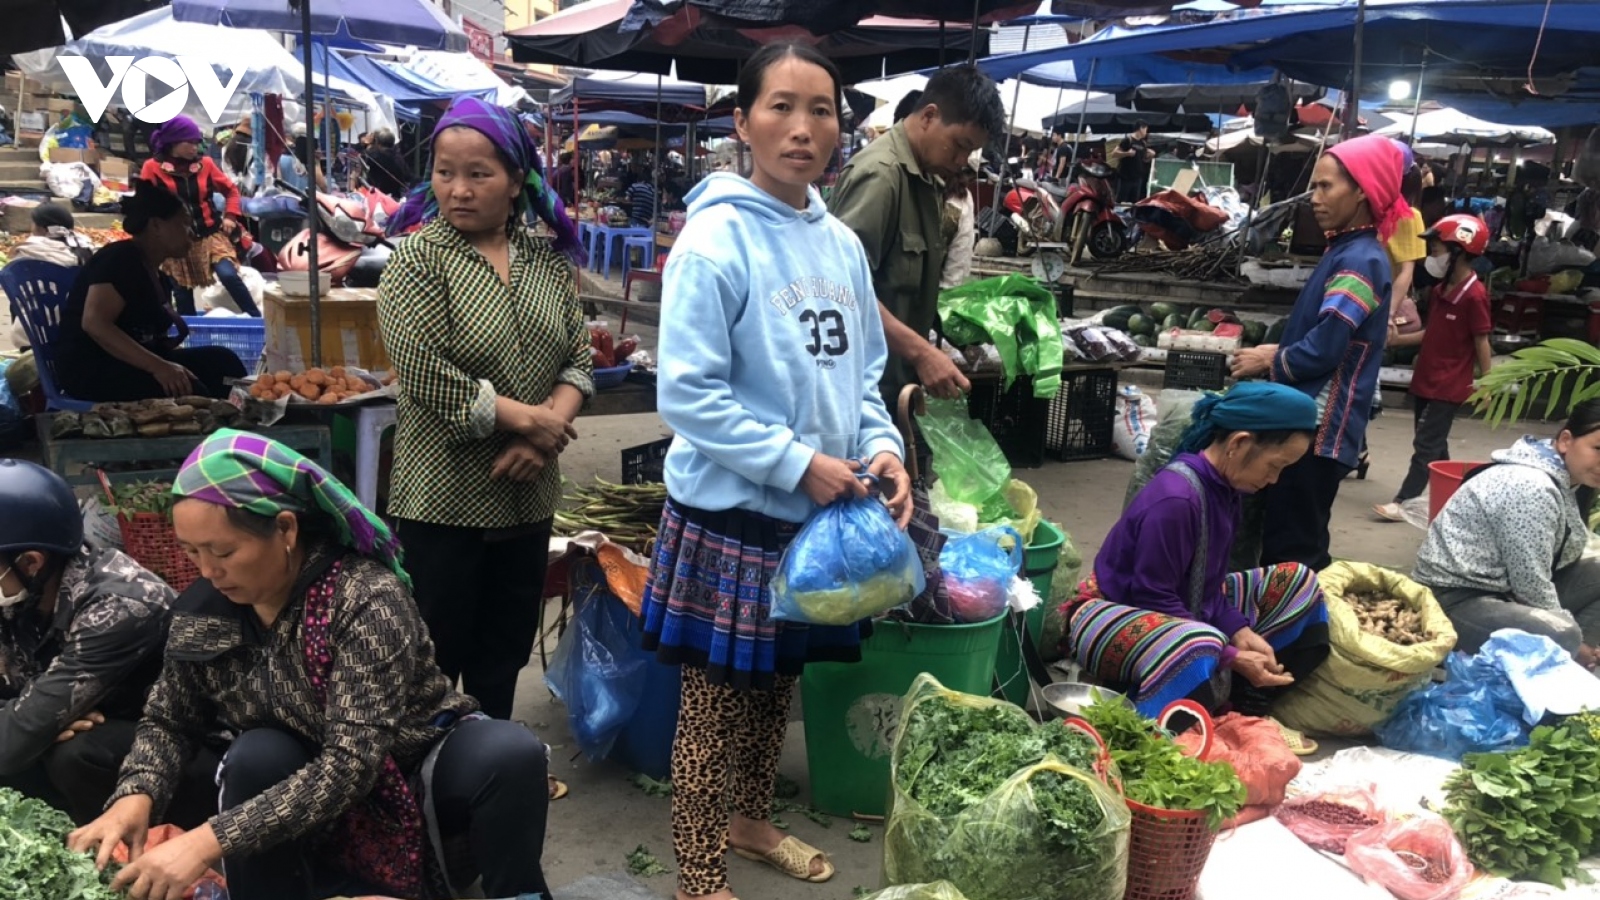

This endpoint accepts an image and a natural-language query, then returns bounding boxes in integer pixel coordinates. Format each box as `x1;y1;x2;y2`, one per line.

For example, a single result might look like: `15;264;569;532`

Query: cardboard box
45;98;75;117
263;285;390;373
47;147;100;167
4;71;30;94
16;111;46;133
99;157;131;185
4;201;38;235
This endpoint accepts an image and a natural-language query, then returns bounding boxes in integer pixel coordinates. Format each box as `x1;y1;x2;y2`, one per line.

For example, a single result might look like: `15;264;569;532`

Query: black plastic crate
967;376;1050;469
621;437;673;484
1163;350;1229;392
1045;368;1118;461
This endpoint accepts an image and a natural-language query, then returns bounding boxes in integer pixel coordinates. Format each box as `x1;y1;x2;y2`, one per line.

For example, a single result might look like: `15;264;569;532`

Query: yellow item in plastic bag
884;675;1130;900
1275;561;1457;737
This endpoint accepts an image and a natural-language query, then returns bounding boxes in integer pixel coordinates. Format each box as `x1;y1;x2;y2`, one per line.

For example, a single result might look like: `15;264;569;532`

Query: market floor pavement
529;403;1537;899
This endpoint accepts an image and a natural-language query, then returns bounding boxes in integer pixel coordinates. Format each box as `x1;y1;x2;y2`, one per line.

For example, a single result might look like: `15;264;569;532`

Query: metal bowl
1041;682;1129;717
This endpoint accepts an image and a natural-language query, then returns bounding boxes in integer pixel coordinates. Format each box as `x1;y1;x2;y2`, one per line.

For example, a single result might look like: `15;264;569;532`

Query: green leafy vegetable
1078;699;1245;830
884;679;1129;900
0;788;119;900
848;824;873;843
1443;725;1600;886
105;480;178;519
625;844;670;877
627;773;673;797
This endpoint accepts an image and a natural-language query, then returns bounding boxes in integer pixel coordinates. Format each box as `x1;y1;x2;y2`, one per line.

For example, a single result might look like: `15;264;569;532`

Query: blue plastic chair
0;260;94;412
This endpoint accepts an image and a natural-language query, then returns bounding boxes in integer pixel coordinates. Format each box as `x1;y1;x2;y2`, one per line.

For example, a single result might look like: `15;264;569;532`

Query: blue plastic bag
771;495;924;626
1373;649;1529;761
941;526;1023;624
543;560;649;760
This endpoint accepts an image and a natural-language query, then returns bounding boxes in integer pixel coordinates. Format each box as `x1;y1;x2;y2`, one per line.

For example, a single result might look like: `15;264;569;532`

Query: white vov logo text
58;56;245;124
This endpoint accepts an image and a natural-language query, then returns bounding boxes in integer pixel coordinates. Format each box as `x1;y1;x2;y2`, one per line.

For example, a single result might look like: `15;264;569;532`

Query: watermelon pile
1099;302;1276;348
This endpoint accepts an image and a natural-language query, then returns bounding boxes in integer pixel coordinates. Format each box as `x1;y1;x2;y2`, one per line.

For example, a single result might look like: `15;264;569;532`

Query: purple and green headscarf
174;429;409;588
387;96;585;263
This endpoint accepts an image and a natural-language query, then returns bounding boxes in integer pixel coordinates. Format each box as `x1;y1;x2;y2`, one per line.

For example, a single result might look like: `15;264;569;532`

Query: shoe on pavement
1373;502;1405;522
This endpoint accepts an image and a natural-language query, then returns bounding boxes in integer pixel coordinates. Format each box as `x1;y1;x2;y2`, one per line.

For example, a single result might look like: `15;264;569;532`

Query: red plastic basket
1123;798;1219;900
1122;699;1221;900
97;472;200;592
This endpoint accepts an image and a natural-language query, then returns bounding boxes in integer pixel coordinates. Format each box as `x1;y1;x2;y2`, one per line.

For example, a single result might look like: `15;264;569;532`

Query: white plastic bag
1112;385;1156;461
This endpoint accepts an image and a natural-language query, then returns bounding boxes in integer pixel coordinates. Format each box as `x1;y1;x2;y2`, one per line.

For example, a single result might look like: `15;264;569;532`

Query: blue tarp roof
311;51;496;121
976;0;1600;117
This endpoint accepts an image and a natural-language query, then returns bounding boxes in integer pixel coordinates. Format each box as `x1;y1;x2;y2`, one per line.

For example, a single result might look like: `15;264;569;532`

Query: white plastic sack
1112;385;1156;461
197;265;266;313
81;497;123;551
43;162;96;201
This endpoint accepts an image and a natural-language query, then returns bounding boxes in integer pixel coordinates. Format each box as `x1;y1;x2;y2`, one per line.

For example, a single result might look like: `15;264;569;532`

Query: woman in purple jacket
1063;383;1331;723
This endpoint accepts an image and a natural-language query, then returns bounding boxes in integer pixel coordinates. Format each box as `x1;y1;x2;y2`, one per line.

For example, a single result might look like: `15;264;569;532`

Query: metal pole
1065;58;1098;176
299;4;322;367
1407;51;1427;145
968;0;981;65
986;25;1030;225
653;74;663;227
1344;0;1367;139
1050;81;1066;178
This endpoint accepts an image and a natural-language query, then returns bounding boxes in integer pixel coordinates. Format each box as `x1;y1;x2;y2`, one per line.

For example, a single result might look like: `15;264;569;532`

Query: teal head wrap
1177;382;1320;455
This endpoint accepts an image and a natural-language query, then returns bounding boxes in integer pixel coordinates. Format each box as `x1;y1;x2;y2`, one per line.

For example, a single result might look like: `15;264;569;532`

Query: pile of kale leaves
0;787;118;899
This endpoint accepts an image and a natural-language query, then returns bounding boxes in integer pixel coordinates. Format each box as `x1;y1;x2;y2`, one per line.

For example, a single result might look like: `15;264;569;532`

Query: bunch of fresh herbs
1443;724;1600;886
0;788;118;900
1078;699;1245;829
886;689;1127;900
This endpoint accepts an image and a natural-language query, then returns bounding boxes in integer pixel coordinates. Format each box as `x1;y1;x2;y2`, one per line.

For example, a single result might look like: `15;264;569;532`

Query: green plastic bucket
996;521;1066;706
801;613;1006;818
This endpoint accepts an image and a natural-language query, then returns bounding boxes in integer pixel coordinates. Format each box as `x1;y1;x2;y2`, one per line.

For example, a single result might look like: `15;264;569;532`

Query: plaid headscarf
388;97;585;263
173;429;409;587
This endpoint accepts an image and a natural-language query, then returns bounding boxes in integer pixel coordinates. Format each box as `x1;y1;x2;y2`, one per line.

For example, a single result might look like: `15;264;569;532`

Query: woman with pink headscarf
1231;134;1408;570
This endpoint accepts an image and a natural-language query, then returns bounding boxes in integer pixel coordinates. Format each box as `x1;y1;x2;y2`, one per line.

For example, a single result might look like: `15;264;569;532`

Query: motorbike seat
1038;181;1069;199
1076;161;1115;180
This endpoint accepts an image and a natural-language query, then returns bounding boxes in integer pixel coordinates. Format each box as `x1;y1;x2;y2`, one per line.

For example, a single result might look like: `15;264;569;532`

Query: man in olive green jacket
831;66;1006;403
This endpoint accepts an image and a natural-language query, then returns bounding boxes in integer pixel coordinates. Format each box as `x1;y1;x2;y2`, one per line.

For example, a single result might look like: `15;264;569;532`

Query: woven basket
1123;798;1218;900
118;511;200;592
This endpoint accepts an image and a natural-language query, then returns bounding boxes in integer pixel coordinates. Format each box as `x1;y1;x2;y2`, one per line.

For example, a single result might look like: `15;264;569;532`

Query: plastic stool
621;269;662;332
621;234;655;280
353;403;398;512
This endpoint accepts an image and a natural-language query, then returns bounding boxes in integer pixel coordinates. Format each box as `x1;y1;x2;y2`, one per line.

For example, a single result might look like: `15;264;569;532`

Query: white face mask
0;567;29;609
1424;253;1452;279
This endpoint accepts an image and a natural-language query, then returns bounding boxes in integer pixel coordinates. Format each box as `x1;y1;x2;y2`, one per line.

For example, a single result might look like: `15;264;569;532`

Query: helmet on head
1424;214;1488;257
0;460;82;558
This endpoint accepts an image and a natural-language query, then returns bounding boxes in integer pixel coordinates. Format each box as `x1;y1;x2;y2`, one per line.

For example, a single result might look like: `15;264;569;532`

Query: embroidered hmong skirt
1065;563;1327;717
640;498;870;691
162;231;238;289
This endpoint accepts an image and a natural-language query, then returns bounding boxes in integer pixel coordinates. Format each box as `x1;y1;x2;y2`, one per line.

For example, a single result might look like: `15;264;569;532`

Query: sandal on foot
1270;718;1318;756
548;776;569;801
732;836;834;883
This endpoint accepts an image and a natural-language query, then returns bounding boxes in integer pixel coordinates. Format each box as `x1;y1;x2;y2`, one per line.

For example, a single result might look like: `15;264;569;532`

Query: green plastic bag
938;275;1065;399
921;397;1011;505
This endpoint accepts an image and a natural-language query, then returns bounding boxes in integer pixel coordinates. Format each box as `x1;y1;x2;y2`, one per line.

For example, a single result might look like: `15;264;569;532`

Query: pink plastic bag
1345;815;1474;900
1274;786;1385;854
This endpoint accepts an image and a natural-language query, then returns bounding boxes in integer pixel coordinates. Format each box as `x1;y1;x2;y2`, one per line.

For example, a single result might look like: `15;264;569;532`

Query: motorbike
1020;161;1129;264
272;179;401;289
985;157;1043;256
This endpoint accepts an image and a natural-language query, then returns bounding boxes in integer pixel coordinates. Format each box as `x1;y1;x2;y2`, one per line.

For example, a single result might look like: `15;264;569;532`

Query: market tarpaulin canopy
1375;108;1555;148
549;70;724;121
170;0;469;52
977;0;1600;100
1043;97;1212;134
508;0;996;84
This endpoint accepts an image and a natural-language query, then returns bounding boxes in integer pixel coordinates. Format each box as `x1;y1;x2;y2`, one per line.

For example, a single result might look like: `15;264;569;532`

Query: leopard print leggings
671;665;797;896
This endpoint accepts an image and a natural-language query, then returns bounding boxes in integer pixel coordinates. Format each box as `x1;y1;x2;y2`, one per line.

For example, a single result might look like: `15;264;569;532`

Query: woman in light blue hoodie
639;43;911;900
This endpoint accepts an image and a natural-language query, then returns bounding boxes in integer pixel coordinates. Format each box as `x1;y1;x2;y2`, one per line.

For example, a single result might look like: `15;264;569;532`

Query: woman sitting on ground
55;179;245;401
68;430;554;900
12;203;94;268
1063;382;1332;725
1413;399;1600;669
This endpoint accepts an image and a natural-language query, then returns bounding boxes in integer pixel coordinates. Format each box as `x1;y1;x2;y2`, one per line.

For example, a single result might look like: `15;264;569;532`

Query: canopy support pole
653;74;663;229
572;101;580;220
1344;0;1367;139
1407;51;1428;145
298;5;322;367
967;0;980;65
1064;58;1098;178
1051;81;1066;178
986;25;1031;227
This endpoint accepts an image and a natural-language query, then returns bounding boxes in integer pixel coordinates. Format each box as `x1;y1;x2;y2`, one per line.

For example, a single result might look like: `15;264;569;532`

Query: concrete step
73;212;121;229
0;148;36;163
0;162;40;182
0;181;51;196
